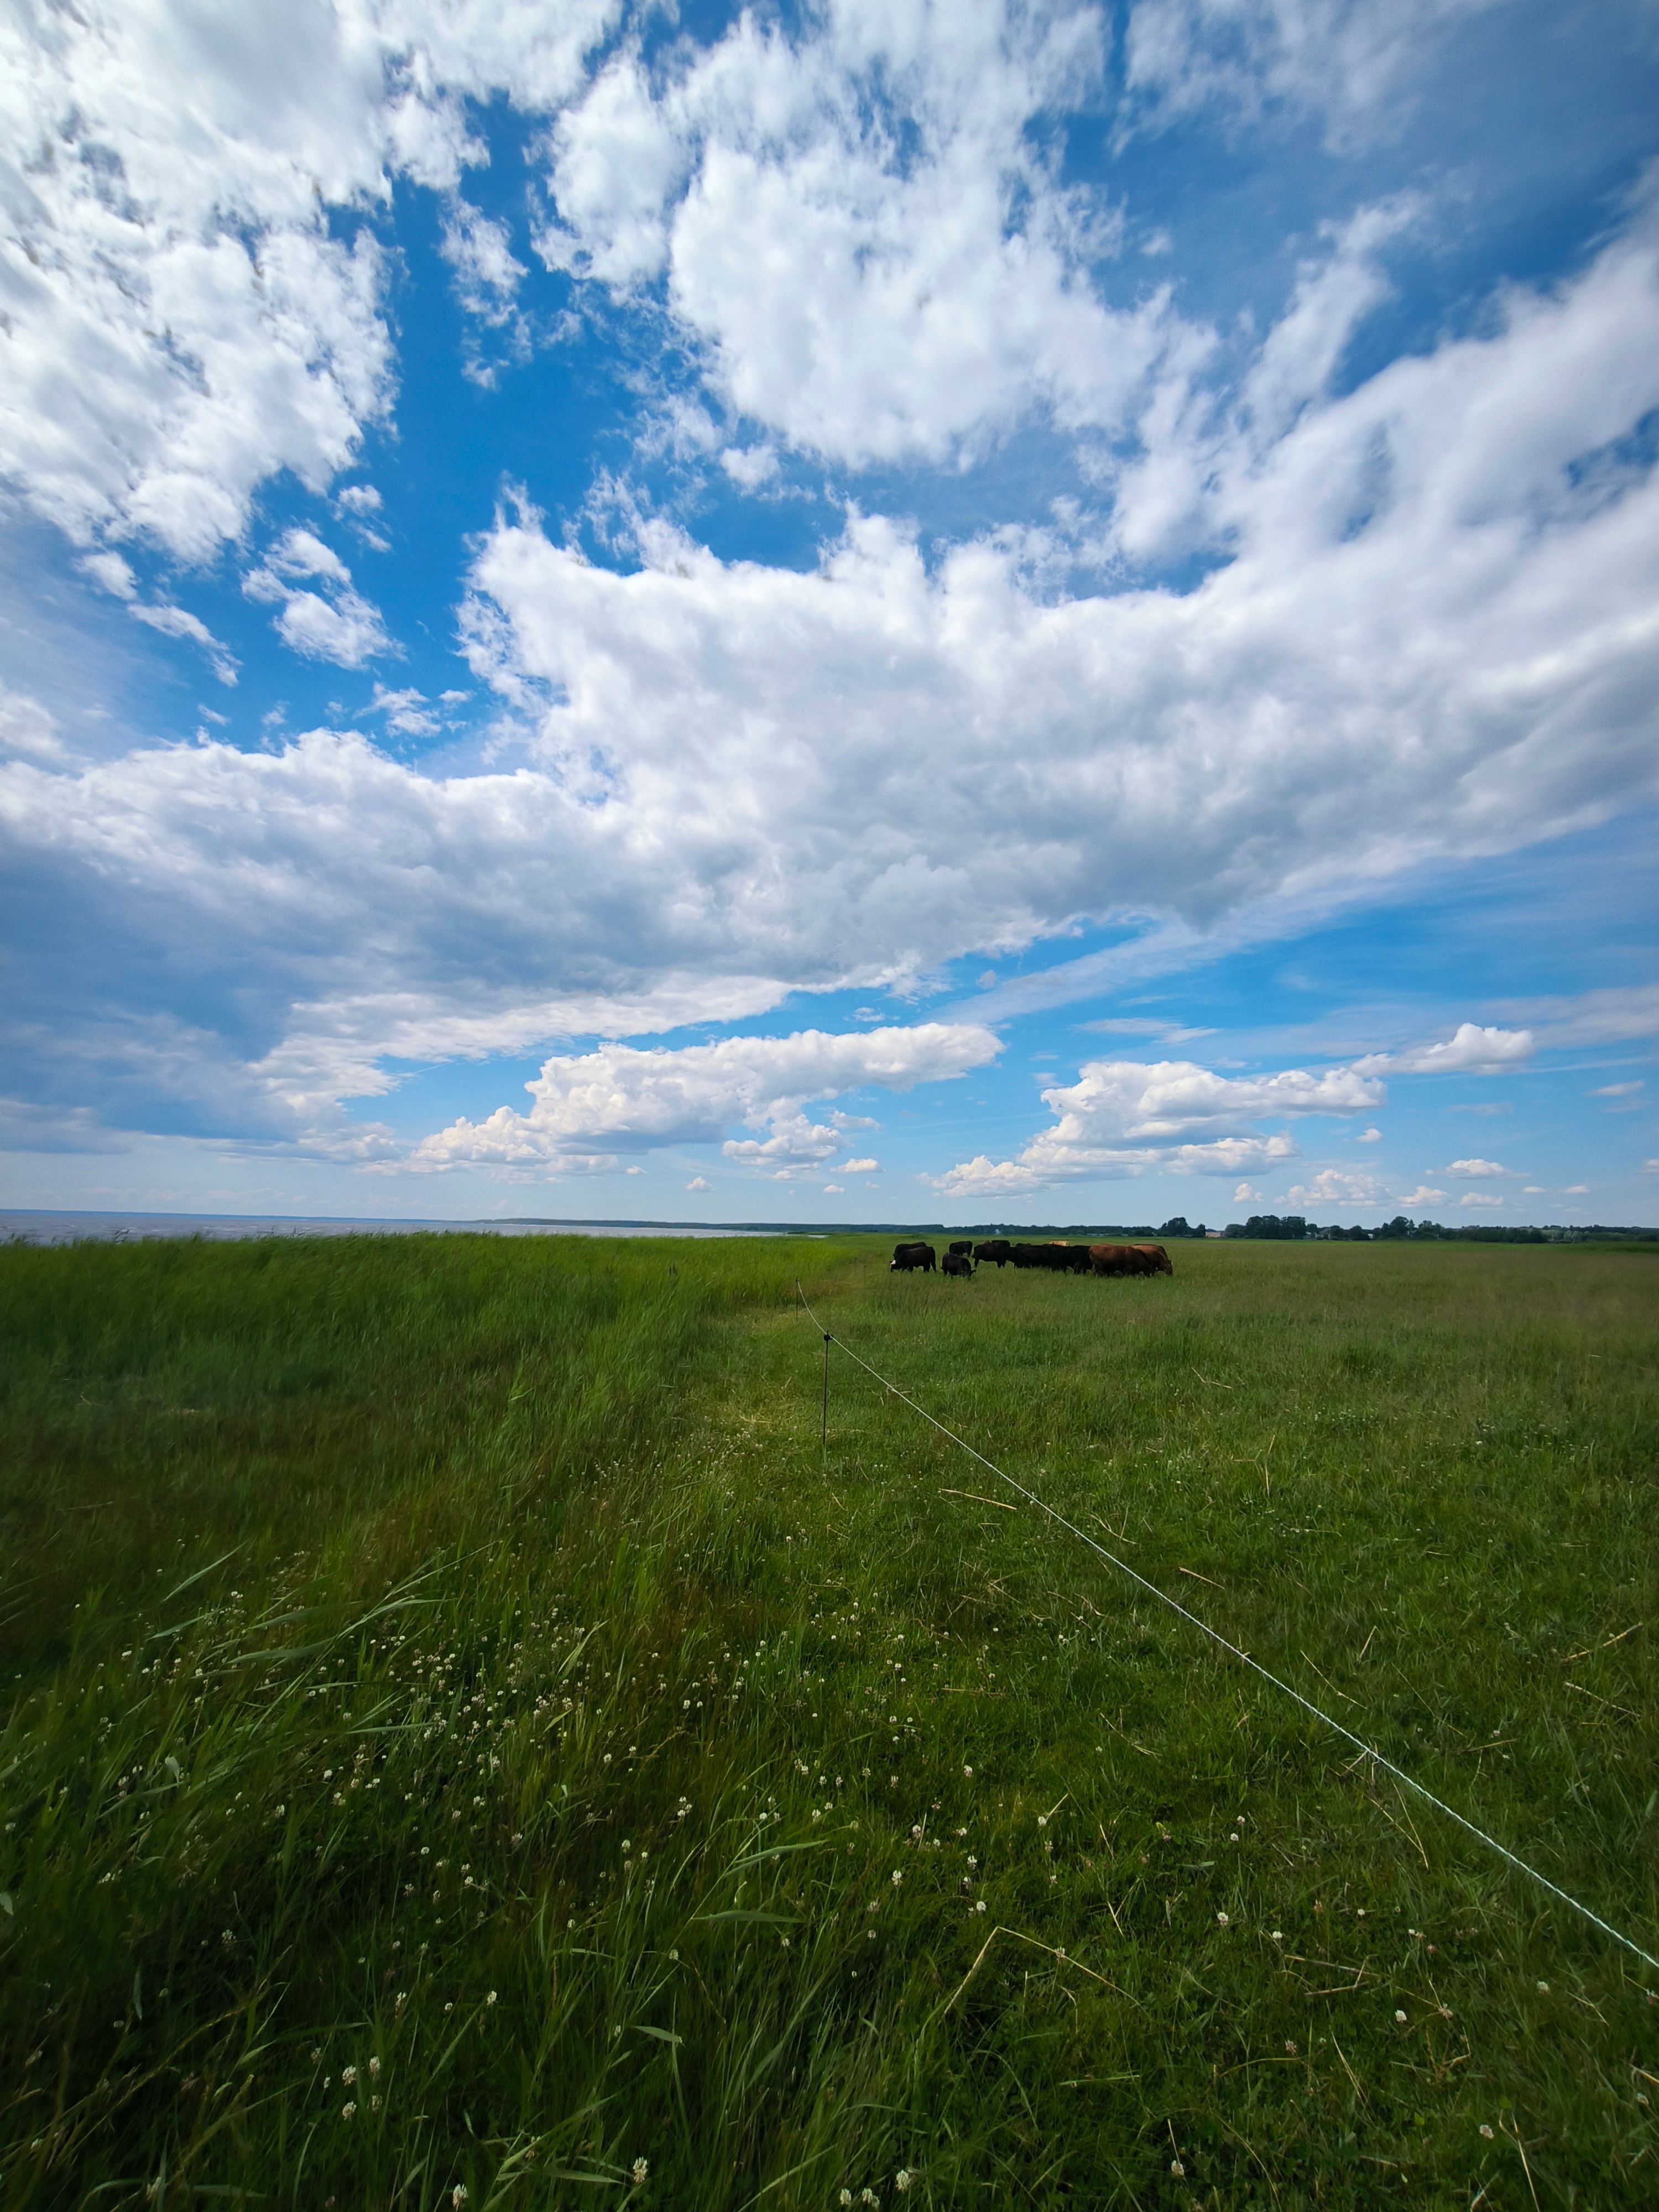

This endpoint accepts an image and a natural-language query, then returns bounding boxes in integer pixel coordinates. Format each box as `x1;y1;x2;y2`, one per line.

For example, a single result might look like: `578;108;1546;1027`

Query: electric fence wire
795;1281;1658;1977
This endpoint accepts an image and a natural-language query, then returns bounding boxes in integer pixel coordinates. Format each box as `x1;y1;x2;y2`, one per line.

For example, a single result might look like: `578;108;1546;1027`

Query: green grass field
2;1232;1656;2209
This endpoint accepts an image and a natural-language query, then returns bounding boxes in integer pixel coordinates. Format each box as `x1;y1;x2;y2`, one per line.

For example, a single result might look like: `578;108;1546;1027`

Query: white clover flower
486;1990;497;2005
895;2172;912;2193
1396;2009;1408;2023
341;2101;356;2120
1479;2125;1494;2140
839;2194;853;2208
368;2056;382;2078
453;2188;468;2208
1215;1911;1229;1927
974;1901;987;1913
341;2064;357;2085
891;1870;902;1886
1171;2159;1184;2178
632;2156;649;2184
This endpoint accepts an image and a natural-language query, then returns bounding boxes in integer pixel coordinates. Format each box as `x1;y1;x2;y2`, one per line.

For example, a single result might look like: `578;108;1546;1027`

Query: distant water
1;1211;785;1246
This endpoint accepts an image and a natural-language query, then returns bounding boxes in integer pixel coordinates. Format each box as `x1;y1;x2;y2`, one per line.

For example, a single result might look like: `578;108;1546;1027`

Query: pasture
1;1232;1656;2208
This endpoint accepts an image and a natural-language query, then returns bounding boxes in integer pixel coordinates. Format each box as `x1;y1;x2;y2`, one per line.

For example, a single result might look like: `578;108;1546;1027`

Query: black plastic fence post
821;1332;831;1459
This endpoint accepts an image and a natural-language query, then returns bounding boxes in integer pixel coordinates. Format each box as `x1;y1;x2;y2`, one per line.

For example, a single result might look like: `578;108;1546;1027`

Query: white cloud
368;684;440;738
1489;984;1659;1048
467;194;1659;977
1283;1167;1384;1206
1592;1079;1644;1097
1356;1125;1381;1141
1642;1160;1659;1174
79;548;237;680
1563;1183;1589;1194
685;1175;711;1191
721;444;780;490
1444;1156;1522;1177
821;1183;844;1193
1233;1181;1261;1201
1396;1185;1448;1205
930;1053;1378;1194
536;6;1181;469
1123;0;1488;147
839;1156;879;1174
1459;1190;1504;1207
0;0;618;562
1359;1025;1535;1077
0;685;65;763
413;1022;998;1172
244;530;392;667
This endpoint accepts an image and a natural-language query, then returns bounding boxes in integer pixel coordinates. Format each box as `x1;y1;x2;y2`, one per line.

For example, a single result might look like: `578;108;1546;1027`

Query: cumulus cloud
243;530;392;666
368;684;440;738
685;1174;710;1191
0;0;621;563
413;1022;998;1173
1459;1190;1504;1207
1445;1156;1522;1177
535;4;1181;469
1395;1185;1447;1205
839;1156;879;1174
1282;1167;1384;1206
930;1053;1380;1194
1358;1025;1535;1077
79;548;237;681
1356;1125;1381;1141
465;191;1659;970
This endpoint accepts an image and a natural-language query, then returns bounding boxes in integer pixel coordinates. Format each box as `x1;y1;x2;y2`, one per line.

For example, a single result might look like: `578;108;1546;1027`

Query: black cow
973;1239;1014;1267
947;1239;975;1257
942;1250;974;1278
890;1241;937;1273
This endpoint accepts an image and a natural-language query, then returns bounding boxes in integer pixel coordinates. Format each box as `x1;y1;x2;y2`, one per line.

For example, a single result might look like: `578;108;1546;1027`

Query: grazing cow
1088;1243;1171;1277
1050;1243;1094;1274
1008;1243;1046;1268
947;1240;975;1257
974;1239;1014;1267
942;1250;974;1278
890;1240;937;1272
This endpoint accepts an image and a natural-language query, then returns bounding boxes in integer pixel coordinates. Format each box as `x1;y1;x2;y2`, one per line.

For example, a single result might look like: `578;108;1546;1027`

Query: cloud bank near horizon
0;0;1654;1210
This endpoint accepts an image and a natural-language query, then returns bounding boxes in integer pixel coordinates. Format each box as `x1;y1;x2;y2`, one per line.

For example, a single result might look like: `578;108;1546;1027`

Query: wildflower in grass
1215;1912;1229;1927
453;2189;468;2208
341;2101;356;2120
1285;2041;1296;2055
1536;1980;1549;1992
1480;2125;1494;2140
839;2192;854;2208
974;1901;987;1913
341;2065;357;2085
486;1990;497;2005
895;2173;913;2193
891;1870;902;1887
632;2158;649;2184
369;2057;381;2078
1395;2008;1407;2023
1170;2160;1185;2179
1271;1930;1282;1942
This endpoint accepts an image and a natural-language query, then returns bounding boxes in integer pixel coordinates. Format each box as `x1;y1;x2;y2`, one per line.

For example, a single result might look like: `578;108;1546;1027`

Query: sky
2;0;1656;1229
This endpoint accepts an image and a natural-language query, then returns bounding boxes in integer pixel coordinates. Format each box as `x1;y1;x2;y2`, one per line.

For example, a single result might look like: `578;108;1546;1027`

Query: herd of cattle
891;1238;1173;1279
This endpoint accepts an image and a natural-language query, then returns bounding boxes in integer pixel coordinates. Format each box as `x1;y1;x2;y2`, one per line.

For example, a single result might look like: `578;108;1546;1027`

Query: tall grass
2;1233;1656;2206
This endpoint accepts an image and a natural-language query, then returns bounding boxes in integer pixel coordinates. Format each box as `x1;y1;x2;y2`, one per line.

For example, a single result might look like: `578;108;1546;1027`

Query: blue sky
2;0;1656;1226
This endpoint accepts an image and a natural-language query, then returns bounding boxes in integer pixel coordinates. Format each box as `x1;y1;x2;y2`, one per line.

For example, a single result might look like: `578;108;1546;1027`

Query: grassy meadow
1;1230;1656;2208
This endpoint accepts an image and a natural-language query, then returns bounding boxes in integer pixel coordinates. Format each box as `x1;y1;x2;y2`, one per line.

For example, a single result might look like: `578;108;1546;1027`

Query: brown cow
1088;1243;1170;1277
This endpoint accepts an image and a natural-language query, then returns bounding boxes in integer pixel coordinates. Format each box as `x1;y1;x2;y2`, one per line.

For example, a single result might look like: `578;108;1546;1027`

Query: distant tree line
1218;1214;1657;1244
